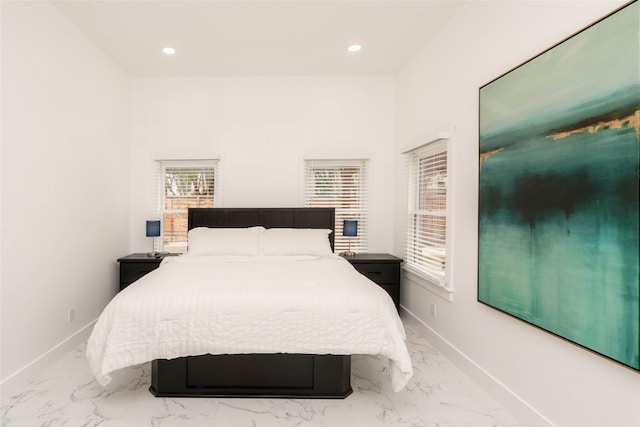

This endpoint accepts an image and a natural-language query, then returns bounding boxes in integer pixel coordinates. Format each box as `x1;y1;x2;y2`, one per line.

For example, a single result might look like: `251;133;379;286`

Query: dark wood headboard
188;208;336;250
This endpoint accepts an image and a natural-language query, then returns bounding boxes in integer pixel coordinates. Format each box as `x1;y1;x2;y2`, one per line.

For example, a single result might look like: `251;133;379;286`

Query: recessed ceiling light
162;47;176;55
347;44;362;53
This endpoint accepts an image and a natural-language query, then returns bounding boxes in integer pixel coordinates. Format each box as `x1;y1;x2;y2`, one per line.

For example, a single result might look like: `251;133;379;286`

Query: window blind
304;159;368;253
405;139;448;286
155;159;219;253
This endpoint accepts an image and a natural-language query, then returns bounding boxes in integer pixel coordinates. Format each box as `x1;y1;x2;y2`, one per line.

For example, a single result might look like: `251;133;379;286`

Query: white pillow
187;226;264;256
262;228;333;256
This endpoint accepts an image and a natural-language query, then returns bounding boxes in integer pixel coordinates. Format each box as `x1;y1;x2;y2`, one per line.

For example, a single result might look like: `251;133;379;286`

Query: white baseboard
401;306;553;427
0;320;96;403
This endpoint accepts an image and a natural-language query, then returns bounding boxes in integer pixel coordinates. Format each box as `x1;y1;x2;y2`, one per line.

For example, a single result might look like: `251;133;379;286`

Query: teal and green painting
478;1;639;370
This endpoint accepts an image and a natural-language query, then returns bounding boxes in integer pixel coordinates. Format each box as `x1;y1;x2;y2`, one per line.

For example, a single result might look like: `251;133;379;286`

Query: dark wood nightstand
341;253;402;313
117;253;178;291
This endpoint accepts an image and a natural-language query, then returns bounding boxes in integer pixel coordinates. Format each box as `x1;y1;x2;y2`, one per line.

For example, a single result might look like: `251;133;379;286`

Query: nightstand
342;253;402;313
117;253;177;291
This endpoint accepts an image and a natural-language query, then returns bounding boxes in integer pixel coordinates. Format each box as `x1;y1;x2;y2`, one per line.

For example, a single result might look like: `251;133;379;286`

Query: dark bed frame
149;207;353;398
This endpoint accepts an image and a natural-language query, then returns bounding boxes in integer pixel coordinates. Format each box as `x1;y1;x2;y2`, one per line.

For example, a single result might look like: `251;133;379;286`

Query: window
405;138;449;287
304;159;368;253
155;159;219;253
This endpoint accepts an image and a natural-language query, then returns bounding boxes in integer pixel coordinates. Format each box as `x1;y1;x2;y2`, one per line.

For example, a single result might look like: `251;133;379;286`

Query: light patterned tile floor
1;323;524;426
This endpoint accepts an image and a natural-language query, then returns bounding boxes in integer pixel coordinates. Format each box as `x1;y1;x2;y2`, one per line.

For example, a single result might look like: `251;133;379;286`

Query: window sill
402;266;454;302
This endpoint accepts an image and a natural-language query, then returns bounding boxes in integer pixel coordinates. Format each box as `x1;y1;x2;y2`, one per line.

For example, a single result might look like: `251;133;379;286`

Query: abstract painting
478;1;639;370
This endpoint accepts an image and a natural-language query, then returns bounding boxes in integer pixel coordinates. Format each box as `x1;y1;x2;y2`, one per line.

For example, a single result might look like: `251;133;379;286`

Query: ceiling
52;0;464;77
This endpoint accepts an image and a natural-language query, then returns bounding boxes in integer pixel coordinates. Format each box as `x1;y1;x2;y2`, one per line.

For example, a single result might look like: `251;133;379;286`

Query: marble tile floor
1;323;524;427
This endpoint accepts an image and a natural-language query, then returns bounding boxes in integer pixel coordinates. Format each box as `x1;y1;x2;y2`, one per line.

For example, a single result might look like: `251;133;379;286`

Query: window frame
404;137;452;297
303;158;369;254
154;159;220;253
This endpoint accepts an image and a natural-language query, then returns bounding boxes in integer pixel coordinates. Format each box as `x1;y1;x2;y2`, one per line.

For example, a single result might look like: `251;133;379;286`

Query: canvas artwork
478;1;639;370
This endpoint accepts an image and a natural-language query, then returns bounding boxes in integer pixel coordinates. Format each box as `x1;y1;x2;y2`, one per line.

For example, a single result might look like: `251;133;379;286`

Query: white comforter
86;255;413;391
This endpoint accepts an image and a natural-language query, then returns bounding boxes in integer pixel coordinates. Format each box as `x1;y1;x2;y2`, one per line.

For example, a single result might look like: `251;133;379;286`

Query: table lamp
146;220;161;257
342;219;358;256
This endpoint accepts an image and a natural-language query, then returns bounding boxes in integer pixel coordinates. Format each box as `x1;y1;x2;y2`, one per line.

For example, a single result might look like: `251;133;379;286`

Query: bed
87;208;412;398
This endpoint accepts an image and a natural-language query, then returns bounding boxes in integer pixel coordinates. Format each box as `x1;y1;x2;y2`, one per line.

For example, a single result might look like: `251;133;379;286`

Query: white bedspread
86;255;413;391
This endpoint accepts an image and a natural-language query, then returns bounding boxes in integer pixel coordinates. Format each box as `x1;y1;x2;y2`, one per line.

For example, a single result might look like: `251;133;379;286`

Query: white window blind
405;139;448;286
304;159;368;253
155;159;219;253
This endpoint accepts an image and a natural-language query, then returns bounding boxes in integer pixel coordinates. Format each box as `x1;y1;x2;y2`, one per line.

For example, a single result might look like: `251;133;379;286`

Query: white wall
394;1;639;426
0;1;131;393
130;77;396;253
